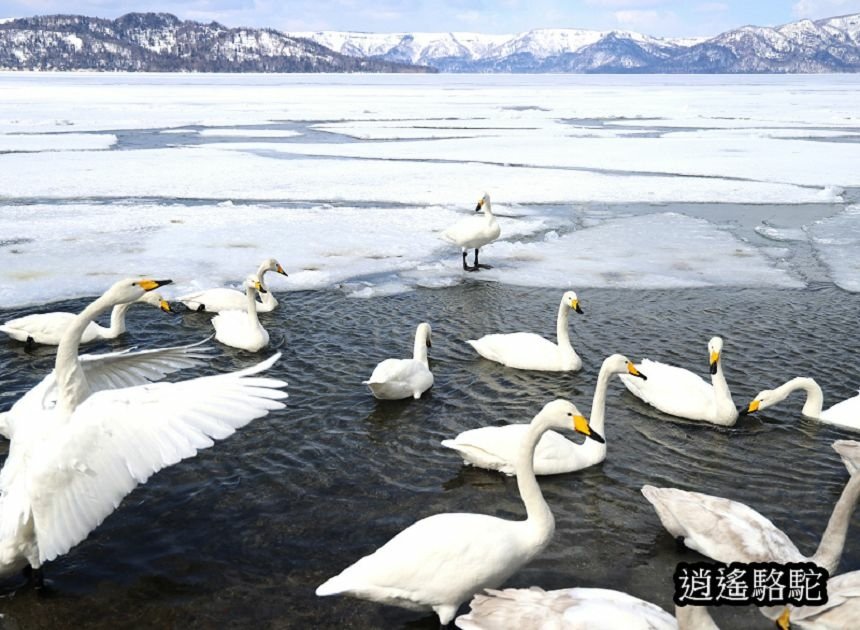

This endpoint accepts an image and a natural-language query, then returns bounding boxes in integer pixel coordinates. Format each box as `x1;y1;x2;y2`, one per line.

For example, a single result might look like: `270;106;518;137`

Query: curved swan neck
775;377;824;417
811;472;860;573
515;412;555;542
581;360;615;459
482;198;494;218
56;294;115;414
107;302;132;336
256;269;277;308
412;328;429;367
555;301;572;352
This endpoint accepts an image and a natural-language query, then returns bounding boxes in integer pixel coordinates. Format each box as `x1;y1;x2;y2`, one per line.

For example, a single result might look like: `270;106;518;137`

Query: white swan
0;291;171;346
364;323;433;400
443;192;501;272
0;278;287;582
315;400;604;625
178;258;288;313
764;571;860;629
619;336;738;426
741;377;860;432
467;291;584;372
442;354;641;475
211;275;270;352
641;440;860;575
455;586;719;630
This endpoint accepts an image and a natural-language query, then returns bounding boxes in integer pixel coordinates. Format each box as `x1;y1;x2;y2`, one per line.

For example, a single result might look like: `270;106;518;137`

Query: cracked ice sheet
0;145;834;205
474;212;803;290
808;205;860;293
0;201;554;308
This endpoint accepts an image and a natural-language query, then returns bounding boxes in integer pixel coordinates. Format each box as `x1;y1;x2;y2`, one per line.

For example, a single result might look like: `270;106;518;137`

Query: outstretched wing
28;353;287;563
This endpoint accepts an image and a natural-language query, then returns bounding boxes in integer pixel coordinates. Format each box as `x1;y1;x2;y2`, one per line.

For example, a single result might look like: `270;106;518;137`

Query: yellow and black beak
627;362;647;380
776;608;790;630
709;350;720;375
573;414;605;444
276;264;288;276
739;399;761;417
137;279;172;292
254;280;267;294
159;299;172;313
475;199;484;212
571;299;583;314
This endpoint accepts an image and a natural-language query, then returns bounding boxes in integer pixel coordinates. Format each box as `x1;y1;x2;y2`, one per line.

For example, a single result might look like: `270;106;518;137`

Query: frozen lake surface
0;73;859;629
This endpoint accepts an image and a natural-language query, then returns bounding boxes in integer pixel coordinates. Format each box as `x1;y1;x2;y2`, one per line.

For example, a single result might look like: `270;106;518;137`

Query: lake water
0;73;859;628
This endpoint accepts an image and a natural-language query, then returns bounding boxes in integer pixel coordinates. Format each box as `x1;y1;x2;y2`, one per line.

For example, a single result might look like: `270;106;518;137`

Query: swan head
136;291;172;313
562;290;583;314
539;399;604;444
262;258;288;277
603;354;646;380
708;336;723;375
245;275;267;294
416;322;432;348
740;388;770;416
475;192;491;212
107;278;172;306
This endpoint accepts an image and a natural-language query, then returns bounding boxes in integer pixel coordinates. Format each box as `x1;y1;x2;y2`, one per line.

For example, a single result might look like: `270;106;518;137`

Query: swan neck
777;377;824;417
482;199;494;218
257;271;277;308
412;329;429;367
107;302;131;335
246;286;262;324
56;294;113;413
710;359;732;400
812;472;860;573
555;301;572;351
515;413;555;543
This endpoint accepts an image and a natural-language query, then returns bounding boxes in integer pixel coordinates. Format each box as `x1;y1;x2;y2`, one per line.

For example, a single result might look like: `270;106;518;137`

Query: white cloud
792;0;860;18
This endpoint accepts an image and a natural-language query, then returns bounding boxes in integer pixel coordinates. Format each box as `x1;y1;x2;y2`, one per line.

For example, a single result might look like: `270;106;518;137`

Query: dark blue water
0;283;858;628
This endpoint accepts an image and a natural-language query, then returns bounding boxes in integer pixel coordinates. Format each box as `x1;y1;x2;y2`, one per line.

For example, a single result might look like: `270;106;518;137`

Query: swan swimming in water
443;192;501;272
641;440;860;575
442;354;644;475
0;277;287;584
211;275;270;352
0;291;171;347
455;586;719;630
741;376;860;432
364;322;433;400
619;336;738;425
316;400;604;625
467;291;584;372
178;258;288;313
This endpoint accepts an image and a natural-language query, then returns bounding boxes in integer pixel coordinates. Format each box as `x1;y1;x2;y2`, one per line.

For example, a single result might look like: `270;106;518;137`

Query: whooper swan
0;291;171;347
741;376;860;432
467;291;584;372
316;400;604;625
211;275;270;352
179;258;288;313
442;354;641;475
443;192;500;272
364;323;433;400
0;278;287;584
619;336;738;425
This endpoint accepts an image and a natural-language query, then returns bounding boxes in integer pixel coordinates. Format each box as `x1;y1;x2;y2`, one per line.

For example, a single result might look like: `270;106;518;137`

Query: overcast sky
2;0;860;37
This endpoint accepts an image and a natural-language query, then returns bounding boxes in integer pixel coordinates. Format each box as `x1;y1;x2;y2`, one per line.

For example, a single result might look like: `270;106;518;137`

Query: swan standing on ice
212;275;270;352
641;440;860;574
467;291;584;372
443;192;500;272
315;400;604;625
179;258;288;313
0;291;171;347
364;323;433;400
619;336;738;425
0;277;287;584
455;586;718;630
442;354;642;475
741;377;860;431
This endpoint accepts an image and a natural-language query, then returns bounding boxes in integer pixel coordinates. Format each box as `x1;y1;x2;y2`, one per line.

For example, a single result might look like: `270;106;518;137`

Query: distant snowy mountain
0;13;434;72
293;13;860;73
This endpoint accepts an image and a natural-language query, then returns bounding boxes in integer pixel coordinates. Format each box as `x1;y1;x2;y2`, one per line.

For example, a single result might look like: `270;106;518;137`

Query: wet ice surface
1;73;860;628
